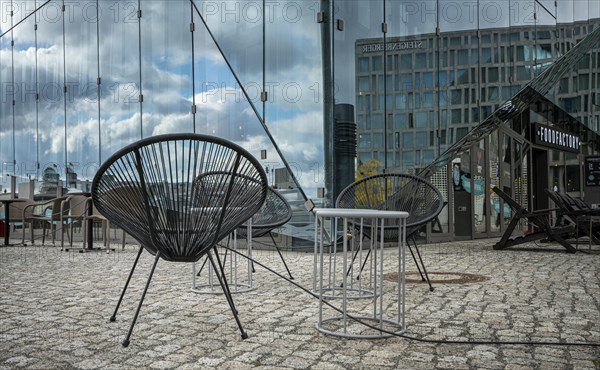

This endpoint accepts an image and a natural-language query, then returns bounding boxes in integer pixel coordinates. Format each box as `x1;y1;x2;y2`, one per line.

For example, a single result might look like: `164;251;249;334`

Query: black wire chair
237;186;294;279
193;175;294;280
91;133;267;347
336;173;445;291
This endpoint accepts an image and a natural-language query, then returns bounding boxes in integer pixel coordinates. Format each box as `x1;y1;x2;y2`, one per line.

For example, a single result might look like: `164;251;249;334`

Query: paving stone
0;238;599;369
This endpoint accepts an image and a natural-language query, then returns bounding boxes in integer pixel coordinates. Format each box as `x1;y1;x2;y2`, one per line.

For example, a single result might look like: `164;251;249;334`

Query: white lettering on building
536;125;580;151
362;41;424;53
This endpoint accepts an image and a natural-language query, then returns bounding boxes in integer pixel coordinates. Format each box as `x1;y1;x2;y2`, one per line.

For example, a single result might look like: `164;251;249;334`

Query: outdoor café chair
91;133;267;347
21;196;69;246
1;199;35;243
59;194;89;250
336;173;445;291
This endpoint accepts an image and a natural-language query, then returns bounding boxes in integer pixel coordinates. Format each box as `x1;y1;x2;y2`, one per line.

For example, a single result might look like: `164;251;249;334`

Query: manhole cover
384;272;489;284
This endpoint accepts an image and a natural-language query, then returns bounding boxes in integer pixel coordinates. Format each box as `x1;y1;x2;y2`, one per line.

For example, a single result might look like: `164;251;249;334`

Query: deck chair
92;133;267;347
336;173;445;291
544;189;600;246
492;187;576;253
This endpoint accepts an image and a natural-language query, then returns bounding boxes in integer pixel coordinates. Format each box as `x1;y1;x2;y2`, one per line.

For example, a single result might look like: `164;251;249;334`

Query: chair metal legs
407;236;434;292
195;232;293;280
346;234;434;291
268;232;294;280
194;255;209;277
110;246;144;322
122;251;161;347
195;235;231;276
209;247;248;339
112;245;248;347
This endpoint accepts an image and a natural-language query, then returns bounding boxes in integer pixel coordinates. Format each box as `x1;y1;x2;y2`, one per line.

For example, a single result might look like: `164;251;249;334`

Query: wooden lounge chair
544;188;600;246
492;186;576;253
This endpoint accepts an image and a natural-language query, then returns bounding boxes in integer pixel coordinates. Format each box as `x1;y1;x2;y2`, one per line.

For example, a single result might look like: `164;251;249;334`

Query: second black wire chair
336;173;445;291
236;186;294;279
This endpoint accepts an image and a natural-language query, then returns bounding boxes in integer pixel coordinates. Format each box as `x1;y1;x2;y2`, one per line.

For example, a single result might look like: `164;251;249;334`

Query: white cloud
2;0;326;199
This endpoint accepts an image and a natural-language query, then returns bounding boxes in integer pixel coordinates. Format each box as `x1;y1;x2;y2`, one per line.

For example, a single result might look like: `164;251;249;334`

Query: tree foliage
355;159;381;181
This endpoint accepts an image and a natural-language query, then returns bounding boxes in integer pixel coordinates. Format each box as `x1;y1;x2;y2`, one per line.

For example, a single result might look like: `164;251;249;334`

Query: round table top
0;198;29;203
313;208;409;219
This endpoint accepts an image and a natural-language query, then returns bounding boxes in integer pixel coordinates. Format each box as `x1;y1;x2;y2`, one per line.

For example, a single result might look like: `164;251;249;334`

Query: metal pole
321;0;334;207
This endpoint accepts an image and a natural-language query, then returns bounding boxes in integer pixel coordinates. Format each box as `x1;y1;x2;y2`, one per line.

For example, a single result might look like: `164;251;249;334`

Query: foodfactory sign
532;123;580;153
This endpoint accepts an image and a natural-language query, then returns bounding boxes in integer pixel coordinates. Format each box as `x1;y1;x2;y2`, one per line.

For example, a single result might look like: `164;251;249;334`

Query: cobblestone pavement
0;236;599;369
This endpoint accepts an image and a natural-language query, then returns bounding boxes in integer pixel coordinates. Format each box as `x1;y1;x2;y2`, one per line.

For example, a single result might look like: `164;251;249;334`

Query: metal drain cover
384;272;489;284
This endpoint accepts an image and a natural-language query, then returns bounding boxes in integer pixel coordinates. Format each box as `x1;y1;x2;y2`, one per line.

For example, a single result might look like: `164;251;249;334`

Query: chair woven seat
92;133;267;346
238;187;292;238
193;174;294;279
92;135;267;262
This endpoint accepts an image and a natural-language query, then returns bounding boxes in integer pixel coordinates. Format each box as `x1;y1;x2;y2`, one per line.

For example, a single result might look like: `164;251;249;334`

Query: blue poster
461;175;485;195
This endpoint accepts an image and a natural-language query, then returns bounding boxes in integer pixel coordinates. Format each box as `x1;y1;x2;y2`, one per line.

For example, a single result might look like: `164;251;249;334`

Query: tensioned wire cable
222;244;600;348
16;210;599;347
0;0;51;38
188;0;309;204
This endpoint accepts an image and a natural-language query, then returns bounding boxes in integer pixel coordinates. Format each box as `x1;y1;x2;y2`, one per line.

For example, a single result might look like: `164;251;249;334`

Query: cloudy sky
0;0;325;195
332;0;600;103
0;0;598;195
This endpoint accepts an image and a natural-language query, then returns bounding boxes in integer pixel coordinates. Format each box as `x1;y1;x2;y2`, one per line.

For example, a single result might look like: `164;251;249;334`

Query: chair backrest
336;173;444;239
6;200;36;221
492;186;524;213
547;189;598;216
544;188;573;225
65;194;90;218
563;193;591;212
91;134;268;262
45;197;69;221
240;186;293;238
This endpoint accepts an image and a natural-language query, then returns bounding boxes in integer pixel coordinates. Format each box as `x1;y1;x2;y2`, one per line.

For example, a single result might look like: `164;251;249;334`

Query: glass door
498;128;528;233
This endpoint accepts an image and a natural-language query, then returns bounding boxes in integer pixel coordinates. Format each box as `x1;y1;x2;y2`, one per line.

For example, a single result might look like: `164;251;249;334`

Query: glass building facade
1;0;599;243
350;16;600;240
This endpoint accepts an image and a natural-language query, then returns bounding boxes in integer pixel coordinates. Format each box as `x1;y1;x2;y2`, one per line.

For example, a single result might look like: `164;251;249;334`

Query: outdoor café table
1;198;27;246
312;208;408;339
191;208;253;293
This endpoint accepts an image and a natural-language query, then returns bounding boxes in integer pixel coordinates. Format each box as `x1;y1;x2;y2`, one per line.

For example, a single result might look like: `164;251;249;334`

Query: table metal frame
575;214;600;251
191;219;254;294
313;208;408;339
1;198;27;246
